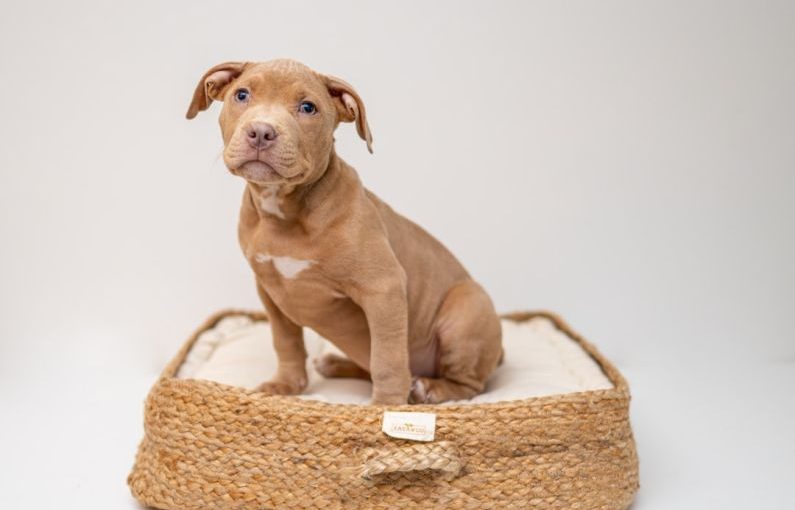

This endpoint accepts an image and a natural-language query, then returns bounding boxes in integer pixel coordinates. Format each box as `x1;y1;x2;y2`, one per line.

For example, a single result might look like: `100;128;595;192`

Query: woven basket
128;309;639;509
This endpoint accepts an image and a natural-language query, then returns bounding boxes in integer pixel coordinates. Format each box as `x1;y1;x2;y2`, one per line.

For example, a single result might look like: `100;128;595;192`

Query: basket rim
156;308;631;412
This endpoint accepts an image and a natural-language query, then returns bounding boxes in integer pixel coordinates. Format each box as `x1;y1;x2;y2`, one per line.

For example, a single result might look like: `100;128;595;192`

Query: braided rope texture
359;441;463;482
128;310;639;509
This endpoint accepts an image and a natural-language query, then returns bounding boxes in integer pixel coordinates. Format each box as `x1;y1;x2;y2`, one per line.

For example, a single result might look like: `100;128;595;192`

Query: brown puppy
187;59;502;405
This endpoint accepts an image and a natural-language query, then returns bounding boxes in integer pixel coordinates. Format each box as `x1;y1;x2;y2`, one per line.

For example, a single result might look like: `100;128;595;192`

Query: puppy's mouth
232;160;282;184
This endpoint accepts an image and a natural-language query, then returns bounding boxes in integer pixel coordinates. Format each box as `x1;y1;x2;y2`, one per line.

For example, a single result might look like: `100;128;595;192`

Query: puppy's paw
313;353;345;378
370;394;409;405
409;377;430;404
256;377;306;396
371;384;410;405
314;353;371;380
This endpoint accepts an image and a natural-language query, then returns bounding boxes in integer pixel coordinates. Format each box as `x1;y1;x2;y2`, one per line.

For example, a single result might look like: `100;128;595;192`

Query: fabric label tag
382;411;436;442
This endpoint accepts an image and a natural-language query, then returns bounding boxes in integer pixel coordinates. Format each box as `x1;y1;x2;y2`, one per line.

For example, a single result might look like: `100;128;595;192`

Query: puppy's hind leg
409;279;502;404
314;353;371;380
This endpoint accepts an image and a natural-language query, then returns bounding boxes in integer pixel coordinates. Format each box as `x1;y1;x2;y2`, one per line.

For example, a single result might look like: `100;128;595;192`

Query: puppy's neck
246;151;357;227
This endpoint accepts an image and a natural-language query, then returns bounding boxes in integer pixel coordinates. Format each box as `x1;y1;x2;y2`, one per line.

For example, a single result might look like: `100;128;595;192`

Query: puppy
187;59;502;404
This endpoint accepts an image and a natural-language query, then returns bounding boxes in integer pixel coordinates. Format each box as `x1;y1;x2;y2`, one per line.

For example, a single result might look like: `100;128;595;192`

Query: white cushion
177;315;613;404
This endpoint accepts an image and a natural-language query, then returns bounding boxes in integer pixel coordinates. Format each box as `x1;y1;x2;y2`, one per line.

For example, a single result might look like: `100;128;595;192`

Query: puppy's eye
234;88;250;103
299;101;317;115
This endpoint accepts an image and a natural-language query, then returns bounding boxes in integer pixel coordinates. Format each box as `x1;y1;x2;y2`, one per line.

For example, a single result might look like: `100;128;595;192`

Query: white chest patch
259;187;285;219
255;253;315;279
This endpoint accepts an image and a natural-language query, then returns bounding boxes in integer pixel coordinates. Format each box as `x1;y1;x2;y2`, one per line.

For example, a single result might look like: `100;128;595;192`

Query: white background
1;1;793;508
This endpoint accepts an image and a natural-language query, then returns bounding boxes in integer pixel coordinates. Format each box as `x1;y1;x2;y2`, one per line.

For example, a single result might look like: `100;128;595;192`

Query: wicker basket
128;309;639;509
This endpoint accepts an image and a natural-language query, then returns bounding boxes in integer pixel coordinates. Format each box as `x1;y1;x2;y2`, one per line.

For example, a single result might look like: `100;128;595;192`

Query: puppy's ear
323;75;373;154
186;62;248;119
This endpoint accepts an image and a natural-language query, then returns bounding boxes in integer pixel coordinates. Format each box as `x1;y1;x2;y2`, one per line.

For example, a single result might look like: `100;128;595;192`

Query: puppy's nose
245;122;278;149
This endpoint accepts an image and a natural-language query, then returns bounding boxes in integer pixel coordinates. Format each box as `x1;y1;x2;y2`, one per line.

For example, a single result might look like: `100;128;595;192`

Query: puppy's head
187;59;372;186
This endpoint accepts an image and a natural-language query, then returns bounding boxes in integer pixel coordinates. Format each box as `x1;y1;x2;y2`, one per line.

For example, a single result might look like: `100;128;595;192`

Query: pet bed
128;309;639;509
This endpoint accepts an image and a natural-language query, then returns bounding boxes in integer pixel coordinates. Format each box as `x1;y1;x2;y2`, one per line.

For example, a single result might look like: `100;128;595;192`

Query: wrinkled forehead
236;60;327;100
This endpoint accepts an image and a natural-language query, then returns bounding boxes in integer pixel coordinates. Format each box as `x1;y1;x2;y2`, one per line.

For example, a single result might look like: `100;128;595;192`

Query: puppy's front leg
256;282;308;395
356;275;411;405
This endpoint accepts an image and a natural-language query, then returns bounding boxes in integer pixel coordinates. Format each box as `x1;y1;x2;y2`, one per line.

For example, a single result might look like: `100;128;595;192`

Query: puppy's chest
240;225;346;311
242;230;353;327
242;229;317;282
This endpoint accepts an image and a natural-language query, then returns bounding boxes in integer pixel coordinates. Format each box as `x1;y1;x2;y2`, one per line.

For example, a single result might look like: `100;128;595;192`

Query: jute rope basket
128;309;639;509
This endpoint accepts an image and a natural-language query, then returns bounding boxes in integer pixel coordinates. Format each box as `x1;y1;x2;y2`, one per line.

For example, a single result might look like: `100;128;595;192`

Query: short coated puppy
187;59;502;405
